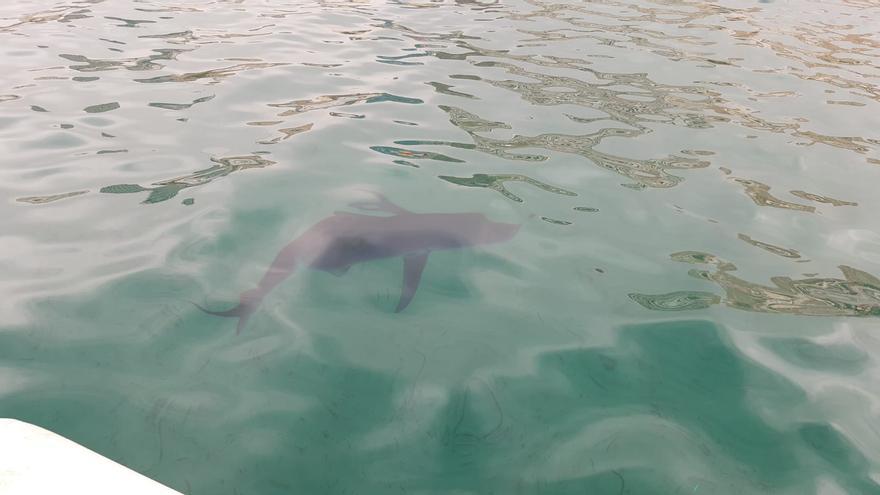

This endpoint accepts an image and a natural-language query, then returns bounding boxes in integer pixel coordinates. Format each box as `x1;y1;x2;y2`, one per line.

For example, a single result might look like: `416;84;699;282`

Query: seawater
2;0;880;493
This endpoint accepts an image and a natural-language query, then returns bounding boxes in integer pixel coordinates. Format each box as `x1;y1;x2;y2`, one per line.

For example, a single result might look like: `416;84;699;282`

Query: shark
196;194;520;332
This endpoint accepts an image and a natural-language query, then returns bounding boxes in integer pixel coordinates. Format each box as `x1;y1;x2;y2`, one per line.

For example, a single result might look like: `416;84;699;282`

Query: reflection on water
631;252;880;317
439;173;576;202
59;49;186;72
100;155;276;204
790;190;858;207
256;122;313;145
737;234;801;259
83;101;120;113
134;62;287;84
267;92;423;117
2;0;880;493
731;178;816;212
400;104;713;188
148;94;215;110
372;145;464;163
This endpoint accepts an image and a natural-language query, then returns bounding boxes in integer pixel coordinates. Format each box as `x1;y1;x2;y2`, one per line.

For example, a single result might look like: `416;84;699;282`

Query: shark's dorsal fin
396;252;429;312
349;193;410;215
328;264;351;276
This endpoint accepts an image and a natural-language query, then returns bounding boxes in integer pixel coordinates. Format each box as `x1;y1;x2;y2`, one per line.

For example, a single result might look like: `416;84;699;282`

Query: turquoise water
2;0;880;493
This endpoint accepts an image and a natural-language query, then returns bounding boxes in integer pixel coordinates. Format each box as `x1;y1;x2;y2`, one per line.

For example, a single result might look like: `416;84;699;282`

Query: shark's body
197;195;519;332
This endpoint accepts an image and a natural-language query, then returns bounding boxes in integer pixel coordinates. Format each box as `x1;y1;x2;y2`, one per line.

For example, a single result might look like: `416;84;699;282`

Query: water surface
2;0;880;493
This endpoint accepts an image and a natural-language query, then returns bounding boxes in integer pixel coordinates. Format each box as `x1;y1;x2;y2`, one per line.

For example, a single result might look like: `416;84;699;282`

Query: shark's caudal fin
396;252;429;312
192;301;256;334
196;249;299;334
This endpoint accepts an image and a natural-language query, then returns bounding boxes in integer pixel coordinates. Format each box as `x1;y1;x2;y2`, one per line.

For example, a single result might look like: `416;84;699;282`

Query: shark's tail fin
192;298;258;335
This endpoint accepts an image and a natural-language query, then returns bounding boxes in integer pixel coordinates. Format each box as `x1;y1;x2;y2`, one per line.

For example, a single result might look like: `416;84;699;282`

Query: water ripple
3;0;880;492
100;155;276;204
631;252;880;317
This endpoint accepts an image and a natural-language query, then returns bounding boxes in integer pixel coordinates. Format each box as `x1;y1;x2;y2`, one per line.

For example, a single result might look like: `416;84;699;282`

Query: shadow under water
5;314;872;494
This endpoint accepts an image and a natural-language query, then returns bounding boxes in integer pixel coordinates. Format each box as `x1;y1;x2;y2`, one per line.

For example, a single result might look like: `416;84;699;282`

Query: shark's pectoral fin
396;252;429;313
